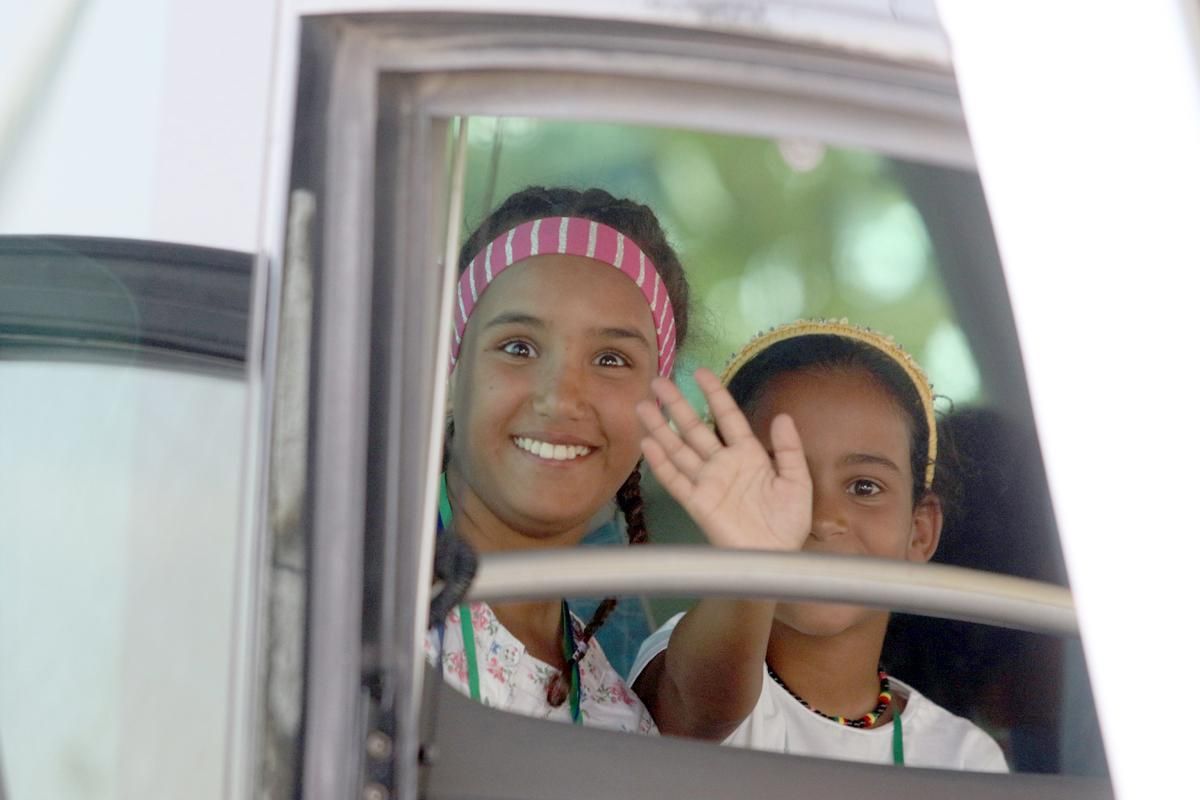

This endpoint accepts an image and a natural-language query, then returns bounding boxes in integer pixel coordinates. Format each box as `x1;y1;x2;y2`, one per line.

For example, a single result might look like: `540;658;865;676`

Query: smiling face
746;366;942;637
448;253;658;546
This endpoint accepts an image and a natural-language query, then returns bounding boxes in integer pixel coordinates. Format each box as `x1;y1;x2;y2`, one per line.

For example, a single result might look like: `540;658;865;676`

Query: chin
506;492;603;538
776;602;872;638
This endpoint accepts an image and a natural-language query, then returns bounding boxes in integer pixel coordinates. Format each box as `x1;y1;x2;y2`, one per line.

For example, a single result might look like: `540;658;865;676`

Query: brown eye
848;479;882;497
594;351;630;368
501;340;537;358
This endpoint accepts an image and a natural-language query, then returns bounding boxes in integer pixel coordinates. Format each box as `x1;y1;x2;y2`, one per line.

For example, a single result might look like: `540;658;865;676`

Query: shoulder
898;680;1009;773
627;611;685;683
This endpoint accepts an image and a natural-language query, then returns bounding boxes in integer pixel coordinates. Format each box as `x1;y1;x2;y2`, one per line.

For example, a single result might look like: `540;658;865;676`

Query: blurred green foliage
459;117;982;414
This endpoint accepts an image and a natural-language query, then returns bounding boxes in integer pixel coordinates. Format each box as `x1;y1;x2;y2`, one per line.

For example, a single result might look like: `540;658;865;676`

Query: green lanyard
892;707;904;766
440;476;484;702
457;602;483;702
455;599;580;721
560;601;583;723
439;475;580;722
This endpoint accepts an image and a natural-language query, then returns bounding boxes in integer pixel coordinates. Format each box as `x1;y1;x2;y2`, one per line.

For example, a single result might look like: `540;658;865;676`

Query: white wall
0;0;277;252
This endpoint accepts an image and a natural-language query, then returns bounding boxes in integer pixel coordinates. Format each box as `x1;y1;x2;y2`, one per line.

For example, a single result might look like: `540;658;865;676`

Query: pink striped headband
450;216;678;377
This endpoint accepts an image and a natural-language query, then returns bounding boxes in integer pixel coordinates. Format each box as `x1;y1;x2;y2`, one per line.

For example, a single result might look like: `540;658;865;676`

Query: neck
444;464;579;665
766;611;892;721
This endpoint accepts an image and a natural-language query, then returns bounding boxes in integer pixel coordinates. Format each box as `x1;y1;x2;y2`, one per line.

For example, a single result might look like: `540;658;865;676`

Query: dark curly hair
457;185;690;708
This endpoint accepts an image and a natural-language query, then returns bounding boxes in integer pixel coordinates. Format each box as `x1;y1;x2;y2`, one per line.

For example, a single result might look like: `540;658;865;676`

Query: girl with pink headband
429;186;690;731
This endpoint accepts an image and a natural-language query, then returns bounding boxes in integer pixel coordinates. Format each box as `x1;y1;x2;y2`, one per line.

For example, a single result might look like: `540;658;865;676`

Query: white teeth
514;437;593;461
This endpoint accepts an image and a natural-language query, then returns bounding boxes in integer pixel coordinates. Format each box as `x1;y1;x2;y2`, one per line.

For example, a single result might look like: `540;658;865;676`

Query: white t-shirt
426;601;656;734
630;613;1007;771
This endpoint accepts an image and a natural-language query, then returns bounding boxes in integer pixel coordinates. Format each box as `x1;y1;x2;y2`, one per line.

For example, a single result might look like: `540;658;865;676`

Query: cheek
605;401;642;438
863;506;915;552
454;365;528;442
597;390;648;449
481;361;532;399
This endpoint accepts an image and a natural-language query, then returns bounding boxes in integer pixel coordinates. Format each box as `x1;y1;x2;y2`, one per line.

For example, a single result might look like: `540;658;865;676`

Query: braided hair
457;186;689;707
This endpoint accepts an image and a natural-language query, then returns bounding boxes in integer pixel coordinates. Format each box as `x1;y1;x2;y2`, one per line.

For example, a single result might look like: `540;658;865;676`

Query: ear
907;493;943;563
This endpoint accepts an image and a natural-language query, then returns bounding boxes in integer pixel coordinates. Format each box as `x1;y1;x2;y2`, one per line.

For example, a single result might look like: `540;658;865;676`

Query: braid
578;597;620;648
615;463;650;546
545;597;622;708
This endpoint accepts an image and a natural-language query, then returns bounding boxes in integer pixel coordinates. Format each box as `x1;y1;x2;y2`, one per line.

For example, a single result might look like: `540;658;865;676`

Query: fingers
693;368;755;445
640;436;696;505
650;376;723;459
768;413;810;486
637;399;705;482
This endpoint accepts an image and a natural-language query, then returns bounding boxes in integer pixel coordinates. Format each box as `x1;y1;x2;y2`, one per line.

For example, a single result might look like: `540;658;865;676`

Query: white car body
2;2;1197;798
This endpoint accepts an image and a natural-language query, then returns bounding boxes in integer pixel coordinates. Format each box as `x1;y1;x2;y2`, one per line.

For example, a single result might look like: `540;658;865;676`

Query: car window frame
272;12;1099;800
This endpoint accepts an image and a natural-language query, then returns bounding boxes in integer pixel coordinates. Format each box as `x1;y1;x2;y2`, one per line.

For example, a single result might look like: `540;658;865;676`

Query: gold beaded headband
719;319;938;490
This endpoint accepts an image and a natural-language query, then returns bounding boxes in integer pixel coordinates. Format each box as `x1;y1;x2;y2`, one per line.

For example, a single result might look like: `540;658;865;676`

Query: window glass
460;117;982;656
439;116;1100;777
461;118;982;409
0;361;246;800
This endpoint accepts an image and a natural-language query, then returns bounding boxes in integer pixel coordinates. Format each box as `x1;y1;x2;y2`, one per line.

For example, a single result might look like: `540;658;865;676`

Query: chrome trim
301;23;378;800
371;16;971;168
468;547;1077;636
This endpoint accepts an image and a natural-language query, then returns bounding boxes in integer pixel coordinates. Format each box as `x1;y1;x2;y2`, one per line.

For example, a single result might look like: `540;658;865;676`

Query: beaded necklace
765;663;893;729
766;663;905;765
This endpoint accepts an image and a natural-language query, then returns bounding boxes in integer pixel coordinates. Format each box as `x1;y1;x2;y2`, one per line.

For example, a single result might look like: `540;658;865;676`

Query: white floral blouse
425;601;657;734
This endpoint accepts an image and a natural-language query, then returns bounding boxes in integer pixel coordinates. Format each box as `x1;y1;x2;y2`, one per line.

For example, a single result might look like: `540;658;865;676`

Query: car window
451;115;1098;776
460;116;983;658
0;362;246;800
279;14;1116;799
0;238;254;800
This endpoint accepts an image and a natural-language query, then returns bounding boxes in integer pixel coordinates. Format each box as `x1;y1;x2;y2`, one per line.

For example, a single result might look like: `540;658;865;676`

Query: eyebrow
483;312;544;330
596;326;652;350
841;453;903;473
482;313;652;350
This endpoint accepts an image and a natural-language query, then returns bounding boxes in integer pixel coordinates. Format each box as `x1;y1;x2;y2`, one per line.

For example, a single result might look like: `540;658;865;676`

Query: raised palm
637;367;812;552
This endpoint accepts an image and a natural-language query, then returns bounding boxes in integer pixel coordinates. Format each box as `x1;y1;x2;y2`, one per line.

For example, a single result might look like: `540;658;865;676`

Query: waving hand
637;368;812;552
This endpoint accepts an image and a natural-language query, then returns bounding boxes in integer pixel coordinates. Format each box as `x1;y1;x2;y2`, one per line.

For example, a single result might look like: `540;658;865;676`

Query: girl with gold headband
428;186;689;732
628;320;1007;770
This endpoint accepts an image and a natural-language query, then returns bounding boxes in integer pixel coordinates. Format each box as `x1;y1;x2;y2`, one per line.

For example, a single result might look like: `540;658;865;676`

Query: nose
808;488;847;543
531;354;587;420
